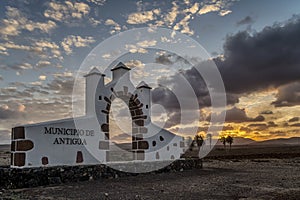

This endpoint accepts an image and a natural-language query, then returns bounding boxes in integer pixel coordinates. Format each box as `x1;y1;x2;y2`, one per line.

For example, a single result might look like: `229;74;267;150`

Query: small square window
146;105;148;109
99;96;102;100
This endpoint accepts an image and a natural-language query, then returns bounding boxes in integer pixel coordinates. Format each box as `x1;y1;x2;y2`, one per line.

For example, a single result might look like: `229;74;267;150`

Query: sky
0;0;300;144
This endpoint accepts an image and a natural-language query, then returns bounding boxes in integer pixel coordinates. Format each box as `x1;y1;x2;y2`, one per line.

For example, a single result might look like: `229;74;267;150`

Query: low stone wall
0;159;202;189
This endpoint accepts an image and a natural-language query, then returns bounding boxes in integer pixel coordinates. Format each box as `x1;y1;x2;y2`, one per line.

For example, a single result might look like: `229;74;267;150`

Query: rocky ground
1;145;300;199
0;145;10;166
1;158;300;199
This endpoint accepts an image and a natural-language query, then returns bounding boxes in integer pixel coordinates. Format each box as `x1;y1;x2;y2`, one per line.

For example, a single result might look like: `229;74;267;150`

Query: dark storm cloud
152;86;180;111
222;125;234;131
42;77;74;95
207;107;265;123
0;106;24;119
151;67;238;129
152;15;300;116
216;16;300;94
155;54;172;65
267;121;278;127
0;87;33;100
269;131;287;137
239;126;251;132
236;16;254;26
290;123;300;127
247;123;268;131
1;62;33;73
288;117;299;122
271;81;300;107
260;110;273;115
0;77;74;126
240;121;277;133
152;66;239;111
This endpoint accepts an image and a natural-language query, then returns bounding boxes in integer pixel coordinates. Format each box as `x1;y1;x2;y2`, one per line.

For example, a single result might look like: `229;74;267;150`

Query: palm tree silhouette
194;134;204;152
220;136;226;149
226;136;234;149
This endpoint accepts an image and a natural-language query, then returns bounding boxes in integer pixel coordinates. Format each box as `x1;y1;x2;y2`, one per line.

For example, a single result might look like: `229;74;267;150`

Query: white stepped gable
137;81;152;89
84;67;104;77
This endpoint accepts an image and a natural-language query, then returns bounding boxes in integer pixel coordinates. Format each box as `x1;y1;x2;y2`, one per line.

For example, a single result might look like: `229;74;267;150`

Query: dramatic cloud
87;0;106;6
272;81;300;107
184;2;200;14
0;42;30;56
0;6;56;40
207;107;265;123
288;117;299;123
36;60;51;68
164;2;179;26
290;123;300;127
43;78;74;95
0;104;25;119
198;0;232;16
236;16;254;26
0;86;33;100
5;62;33;73
215;16;300;94
267;121;278;127
44;1;90;22
39;75;47;81
199;4;220;15
173;14;194;35
248;123;268;131
0;39;62;59
105;19;121;34
152;57;239;111
127;9;160;24
155;54;172;65
260;110;273;115
61;35;95;54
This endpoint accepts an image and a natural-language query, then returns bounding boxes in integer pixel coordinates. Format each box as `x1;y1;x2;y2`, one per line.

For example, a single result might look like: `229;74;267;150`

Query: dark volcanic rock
0;159;202;189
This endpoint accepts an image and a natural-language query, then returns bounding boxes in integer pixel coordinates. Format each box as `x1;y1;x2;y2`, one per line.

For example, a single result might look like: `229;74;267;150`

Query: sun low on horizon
0;0;300;144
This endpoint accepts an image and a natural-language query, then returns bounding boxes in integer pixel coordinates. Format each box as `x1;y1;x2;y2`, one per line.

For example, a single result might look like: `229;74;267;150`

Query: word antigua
53;137;87;145
44;127;94;136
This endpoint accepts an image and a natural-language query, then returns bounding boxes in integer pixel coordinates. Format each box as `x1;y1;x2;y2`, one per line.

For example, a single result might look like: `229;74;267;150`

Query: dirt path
2;158;300;200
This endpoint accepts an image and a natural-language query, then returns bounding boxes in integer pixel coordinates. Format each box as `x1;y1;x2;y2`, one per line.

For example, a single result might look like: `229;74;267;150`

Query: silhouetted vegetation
226;135;234;149
219;135;234;150
220;136;226;149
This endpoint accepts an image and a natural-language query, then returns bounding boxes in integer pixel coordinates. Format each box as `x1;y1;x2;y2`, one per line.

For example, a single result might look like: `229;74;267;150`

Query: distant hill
252;137;300;146
215;137;255;146
214;137;300;146
232;137;256;145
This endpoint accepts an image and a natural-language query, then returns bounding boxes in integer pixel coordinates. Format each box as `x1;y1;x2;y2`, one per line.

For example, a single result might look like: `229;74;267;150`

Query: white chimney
136;81;152;124
111;62;130;81
84;67;105;116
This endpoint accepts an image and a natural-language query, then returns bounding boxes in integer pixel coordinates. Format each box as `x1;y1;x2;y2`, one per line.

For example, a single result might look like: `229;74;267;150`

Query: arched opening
108;98;133;161
100;87;149;162
109;98;132;147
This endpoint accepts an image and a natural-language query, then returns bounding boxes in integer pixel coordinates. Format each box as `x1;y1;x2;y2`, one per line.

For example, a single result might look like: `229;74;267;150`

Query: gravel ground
1;158;300;200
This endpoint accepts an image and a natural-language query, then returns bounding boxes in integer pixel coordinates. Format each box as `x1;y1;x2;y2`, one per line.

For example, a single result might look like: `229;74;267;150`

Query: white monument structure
11;62;185;168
